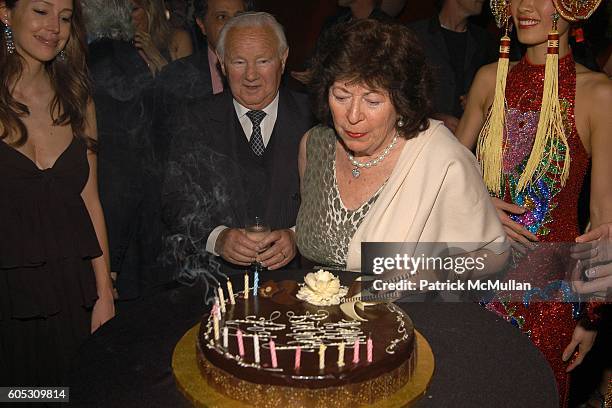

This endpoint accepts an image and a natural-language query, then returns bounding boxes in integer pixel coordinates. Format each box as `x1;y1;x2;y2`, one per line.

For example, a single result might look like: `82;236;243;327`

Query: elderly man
161;12;315;280
409;0;496;134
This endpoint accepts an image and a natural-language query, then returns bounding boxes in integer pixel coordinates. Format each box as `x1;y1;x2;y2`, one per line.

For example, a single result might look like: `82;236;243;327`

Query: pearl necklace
346;135;399;178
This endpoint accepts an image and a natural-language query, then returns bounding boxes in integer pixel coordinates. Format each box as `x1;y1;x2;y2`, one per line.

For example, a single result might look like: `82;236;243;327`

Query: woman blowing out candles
456;0;612;404
0;0;114;386
296;19;508;274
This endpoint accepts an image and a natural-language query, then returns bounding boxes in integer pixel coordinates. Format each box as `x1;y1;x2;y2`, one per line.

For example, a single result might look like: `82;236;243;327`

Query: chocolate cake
196;276;416;407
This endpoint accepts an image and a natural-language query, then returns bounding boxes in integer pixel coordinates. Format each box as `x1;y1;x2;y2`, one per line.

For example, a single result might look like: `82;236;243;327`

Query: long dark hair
0;0;94;149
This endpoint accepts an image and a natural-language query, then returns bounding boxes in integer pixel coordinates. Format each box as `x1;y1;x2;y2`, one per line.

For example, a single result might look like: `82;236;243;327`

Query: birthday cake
196;271;416;407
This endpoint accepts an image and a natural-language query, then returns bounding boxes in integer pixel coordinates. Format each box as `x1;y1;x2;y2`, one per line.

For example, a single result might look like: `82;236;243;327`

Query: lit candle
236;329;245;357
213;297;221;320
253;270;259;297
337;342;345;367
218;286;226;314
319;344;327;370
367;336;373;363
244;273;249;299
269;339;278;368
294;346;301;370
227;280;235;305
253;334;260;364
353;338;360;364
222;326;228;348
212;305;220;341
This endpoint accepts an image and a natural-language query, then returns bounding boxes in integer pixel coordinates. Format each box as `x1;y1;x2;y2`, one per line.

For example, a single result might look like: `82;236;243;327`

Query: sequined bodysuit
484;53;590;406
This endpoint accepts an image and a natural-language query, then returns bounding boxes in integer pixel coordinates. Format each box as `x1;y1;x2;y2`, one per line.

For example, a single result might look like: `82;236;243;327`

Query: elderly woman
296;19;507;272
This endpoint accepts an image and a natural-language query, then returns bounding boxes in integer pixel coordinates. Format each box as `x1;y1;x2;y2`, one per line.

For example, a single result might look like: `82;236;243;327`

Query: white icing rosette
296;269;348;306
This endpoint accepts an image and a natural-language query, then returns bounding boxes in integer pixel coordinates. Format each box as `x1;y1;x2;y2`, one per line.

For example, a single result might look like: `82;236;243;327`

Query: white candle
218;286;226;314
227;280;236;304
244;273;249;299
212;309;220;341
319;344;327;370
337;342;345;367
253;334;260;364
213;297;221;320
222;326;228;348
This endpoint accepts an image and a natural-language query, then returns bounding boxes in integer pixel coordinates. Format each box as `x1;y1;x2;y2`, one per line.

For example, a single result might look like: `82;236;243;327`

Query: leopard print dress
296;126;383;269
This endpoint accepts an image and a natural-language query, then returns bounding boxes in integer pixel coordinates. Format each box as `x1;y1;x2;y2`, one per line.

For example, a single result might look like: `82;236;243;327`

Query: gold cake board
173;324;434;408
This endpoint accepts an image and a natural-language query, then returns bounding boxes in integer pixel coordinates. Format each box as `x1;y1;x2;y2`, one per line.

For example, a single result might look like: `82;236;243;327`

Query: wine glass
244;217;271;273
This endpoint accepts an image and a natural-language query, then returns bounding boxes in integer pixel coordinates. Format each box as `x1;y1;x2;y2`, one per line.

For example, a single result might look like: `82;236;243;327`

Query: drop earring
4;23;15;54
58;49;66;61
397;116;405;128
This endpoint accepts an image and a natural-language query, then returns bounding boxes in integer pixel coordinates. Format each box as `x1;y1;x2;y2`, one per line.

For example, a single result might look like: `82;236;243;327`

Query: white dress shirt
205;93;280;255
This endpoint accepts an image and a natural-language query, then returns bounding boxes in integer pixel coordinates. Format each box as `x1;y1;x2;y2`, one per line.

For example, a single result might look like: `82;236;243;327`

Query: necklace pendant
352;167;361;178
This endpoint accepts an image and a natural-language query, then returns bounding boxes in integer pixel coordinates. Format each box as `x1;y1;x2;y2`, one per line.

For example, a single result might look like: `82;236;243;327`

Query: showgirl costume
478;1;603;405
483;52;588;405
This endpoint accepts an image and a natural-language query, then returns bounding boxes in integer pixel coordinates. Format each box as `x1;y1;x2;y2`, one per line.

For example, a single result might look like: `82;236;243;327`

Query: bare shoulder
170;29;193;58
171;28;191;44
576;64;612;112
470;61;504;103
474;61;499;86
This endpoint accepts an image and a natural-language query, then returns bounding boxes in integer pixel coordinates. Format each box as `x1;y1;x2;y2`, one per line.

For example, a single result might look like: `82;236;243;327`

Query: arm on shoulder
455;62;498;150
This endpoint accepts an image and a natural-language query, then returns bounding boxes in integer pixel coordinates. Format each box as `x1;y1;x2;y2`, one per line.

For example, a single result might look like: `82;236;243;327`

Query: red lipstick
346;131;366;139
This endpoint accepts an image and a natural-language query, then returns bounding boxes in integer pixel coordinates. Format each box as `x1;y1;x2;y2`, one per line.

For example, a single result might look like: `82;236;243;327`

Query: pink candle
367;336;373;363
352;338;360;364
294;346;301;370
236;329;245;357
269;339;278;368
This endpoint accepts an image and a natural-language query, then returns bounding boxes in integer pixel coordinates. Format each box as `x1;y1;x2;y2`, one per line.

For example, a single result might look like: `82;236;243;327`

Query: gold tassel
516;19;571;192
477;35;511;196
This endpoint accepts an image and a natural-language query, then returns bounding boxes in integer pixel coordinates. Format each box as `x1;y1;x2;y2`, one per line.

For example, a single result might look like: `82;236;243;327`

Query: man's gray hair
82;0;135;42
216;12;288;60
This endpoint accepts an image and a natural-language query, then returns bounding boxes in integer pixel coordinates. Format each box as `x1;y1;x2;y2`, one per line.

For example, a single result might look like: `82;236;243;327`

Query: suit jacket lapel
269;87;300;149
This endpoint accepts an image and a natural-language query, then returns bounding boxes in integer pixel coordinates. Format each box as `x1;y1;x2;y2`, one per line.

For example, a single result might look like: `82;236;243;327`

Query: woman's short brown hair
309;19;433;139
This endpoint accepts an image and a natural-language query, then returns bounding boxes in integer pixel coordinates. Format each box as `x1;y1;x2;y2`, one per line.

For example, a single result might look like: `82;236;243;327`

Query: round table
68;270;559;407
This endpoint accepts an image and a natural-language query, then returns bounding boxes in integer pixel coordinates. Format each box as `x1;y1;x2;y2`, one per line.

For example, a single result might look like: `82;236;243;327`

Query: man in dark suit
409;0;497;134
161;12;315;280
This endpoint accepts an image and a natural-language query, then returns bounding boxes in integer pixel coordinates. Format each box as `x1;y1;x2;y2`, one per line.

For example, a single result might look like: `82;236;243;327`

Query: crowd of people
1;0;611;406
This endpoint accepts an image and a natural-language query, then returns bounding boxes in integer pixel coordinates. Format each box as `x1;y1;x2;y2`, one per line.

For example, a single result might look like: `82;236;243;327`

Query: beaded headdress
477;0;601;195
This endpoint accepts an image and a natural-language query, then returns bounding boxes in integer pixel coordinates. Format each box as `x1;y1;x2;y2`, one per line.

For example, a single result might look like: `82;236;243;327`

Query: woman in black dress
0;0;115;385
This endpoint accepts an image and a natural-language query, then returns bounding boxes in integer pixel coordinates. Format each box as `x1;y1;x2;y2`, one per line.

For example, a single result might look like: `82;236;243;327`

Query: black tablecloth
68;270;559;407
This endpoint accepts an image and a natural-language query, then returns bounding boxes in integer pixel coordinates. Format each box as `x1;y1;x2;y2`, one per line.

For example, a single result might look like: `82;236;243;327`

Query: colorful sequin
479;53;591;407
